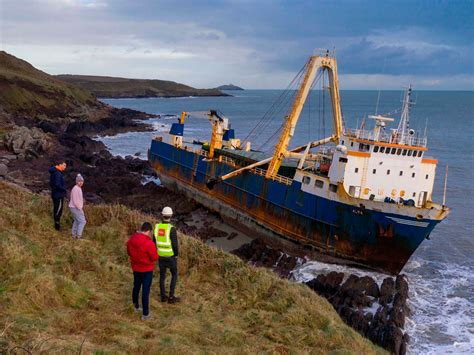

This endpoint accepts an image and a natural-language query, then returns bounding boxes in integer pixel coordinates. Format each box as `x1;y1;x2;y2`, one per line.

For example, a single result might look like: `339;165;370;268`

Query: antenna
443;165;449;206
375;57;387;115
424;118;428;138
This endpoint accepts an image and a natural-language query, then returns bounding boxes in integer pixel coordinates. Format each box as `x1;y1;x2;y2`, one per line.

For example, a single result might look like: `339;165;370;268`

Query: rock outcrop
306;272;410;355
4;126;52;159
232;239;304;278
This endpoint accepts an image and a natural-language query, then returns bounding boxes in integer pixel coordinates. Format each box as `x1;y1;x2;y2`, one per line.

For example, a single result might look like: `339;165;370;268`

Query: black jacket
49;166;67;199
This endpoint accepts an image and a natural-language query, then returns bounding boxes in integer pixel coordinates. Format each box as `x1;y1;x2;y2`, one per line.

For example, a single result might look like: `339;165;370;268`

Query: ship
148;50;450;274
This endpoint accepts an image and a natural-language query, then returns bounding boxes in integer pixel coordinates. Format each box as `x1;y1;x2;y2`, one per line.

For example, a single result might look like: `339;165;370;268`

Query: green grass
0;51;99;119
0;181;385;354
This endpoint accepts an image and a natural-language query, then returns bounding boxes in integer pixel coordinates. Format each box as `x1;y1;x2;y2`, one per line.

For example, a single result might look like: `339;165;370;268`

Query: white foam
292;257;474;354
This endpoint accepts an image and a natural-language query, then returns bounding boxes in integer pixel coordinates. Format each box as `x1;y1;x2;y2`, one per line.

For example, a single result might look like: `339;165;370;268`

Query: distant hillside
56;75;229;98
0;51;103;120
217;84;244;90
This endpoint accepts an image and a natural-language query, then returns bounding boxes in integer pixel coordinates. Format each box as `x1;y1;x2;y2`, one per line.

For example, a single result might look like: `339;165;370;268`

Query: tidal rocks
232;239;303;278
306;272;410;355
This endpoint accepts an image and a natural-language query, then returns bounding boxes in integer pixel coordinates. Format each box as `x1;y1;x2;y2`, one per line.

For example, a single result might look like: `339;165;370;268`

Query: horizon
1;0;473;90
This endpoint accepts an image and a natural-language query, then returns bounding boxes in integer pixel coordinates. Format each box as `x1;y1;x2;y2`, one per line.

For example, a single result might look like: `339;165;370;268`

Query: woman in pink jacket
69;174;87;239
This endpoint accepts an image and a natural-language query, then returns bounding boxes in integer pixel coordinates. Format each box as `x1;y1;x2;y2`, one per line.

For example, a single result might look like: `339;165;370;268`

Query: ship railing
344;128;427;147
198;150;292;185
251;167;293;185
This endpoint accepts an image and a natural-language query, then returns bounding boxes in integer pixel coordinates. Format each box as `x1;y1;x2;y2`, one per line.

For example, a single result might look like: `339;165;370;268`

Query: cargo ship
148;51;450;274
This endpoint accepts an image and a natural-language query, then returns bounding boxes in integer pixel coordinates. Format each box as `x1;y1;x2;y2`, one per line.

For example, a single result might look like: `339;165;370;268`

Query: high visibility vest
154;223;174;257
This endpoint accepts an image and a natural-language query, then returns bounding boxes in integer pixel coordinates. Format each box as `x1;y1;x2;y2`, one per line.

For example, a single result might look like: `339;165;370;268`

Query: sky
1;0;473;90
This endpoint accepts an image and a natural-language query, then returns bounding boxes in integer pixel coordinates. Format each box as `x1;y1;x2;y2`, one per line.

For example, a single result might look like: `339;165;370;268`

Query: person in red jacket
126;222;158;320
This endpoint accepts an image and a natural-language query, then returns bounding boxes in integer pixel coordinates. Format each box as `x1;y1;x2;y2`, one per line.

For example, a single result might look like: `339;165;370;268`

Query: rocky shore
232;239;410;355
1;103;409;355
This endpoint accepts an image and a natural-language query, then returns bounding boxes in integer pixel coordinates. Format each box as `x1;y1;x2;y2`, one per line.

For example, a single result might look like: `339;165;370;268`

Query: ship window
374;146;379;153
408;150;412;156
339;157;348;163
341;140;345;145
397;148;402;155
315;180;324;188
329;184;338;193
373;169;377;174
412;172;415;178
418;151;423;157
385;147;390;154
413;192;416;197
302;176;311;185
391;148;396;154
402;149;407;156
399;171;403;176
355;167;359;173
387;169;390;175
351;142;354;147
425;174;429;179
380;147;385;153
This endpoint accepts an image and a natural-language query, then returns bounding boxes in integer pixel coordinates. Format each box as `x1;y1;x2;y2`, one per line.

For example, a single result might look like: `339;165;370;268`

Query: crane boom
265;53;343;178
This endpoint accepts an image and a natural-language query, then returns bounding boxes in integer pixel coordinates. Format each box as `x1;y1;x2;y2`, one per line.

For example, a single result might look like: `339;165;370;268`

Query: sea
99;90;474;354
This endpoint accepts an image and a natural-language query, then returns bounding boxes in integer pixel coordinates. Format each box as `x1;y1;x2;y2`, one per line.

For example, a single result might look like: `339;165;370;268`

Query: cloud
1;0;472;89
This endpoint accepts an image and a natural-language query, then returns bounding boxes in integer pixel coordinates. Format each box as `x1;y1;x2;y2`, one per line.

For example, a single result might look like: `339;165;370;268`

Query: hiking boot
134;306;142;313
54;224;60;231
141;313;152;321
168;296;181;304
161;295;169;303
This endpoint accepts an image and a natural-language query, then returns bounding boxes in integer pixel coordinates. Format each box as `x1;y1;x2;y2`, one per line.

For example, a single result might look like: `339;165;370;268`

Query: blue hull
149;140;440;274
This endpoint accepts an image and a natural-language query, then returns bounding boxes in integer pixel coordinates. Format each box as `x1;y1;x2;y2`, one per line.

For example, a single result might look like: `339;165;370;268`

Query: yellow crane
207;51;343;189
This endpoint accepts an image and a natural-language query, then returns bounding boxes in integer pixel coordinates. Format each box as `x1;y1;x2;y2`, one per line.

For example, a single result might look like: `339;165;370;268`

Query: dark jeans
52;197;64;229
159;257;178;298
132;271;153;316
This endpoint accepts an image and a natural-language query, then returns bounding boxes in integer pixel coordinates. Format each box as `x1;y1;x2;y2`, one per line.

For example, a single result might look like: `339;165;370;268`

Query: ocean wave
292;258;474;354
404;258;474;354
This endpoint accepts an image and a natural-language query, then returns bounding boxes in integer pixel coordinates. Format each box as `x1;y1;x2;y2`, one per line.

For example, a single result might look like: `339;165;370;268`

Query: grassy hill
56;75;228;98
0;51;102;120
0;181;384;354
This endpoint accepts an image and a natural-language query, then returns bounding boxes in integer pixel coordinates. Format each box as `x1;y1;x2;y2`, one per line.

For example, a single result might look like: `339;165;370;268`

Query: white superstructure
326;86;436;207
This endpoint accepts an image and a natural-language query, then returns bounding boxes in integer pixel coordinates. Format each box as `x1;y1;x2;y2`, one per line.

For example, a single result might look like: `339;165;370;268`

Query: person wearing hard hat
154;206;180;304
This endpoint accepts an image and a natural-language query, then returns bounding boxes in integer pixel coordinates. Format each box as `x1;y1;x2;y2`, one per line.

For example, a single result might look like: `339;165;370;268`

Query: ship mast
396;85;413;145
266;52;343;178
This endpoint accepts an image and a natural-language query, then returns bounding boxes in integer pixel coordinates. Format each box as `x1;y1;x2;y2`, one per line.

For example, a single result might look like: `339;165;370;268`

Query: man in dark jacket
154;206;180;304
49;160;67;230
127;222;158;320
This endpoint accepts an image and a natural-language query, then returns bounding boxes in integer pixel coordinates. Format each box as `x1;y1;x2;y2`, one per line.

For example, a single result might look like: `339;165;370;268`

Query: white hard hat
162;206;173;217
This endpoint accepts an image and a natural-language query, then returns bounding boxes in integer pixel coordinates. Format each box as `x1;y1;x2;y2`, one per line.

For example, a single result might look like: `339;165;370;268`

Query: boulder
395;274;409;301
4;126;51;158
380;277;395;305
0;163;7;177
